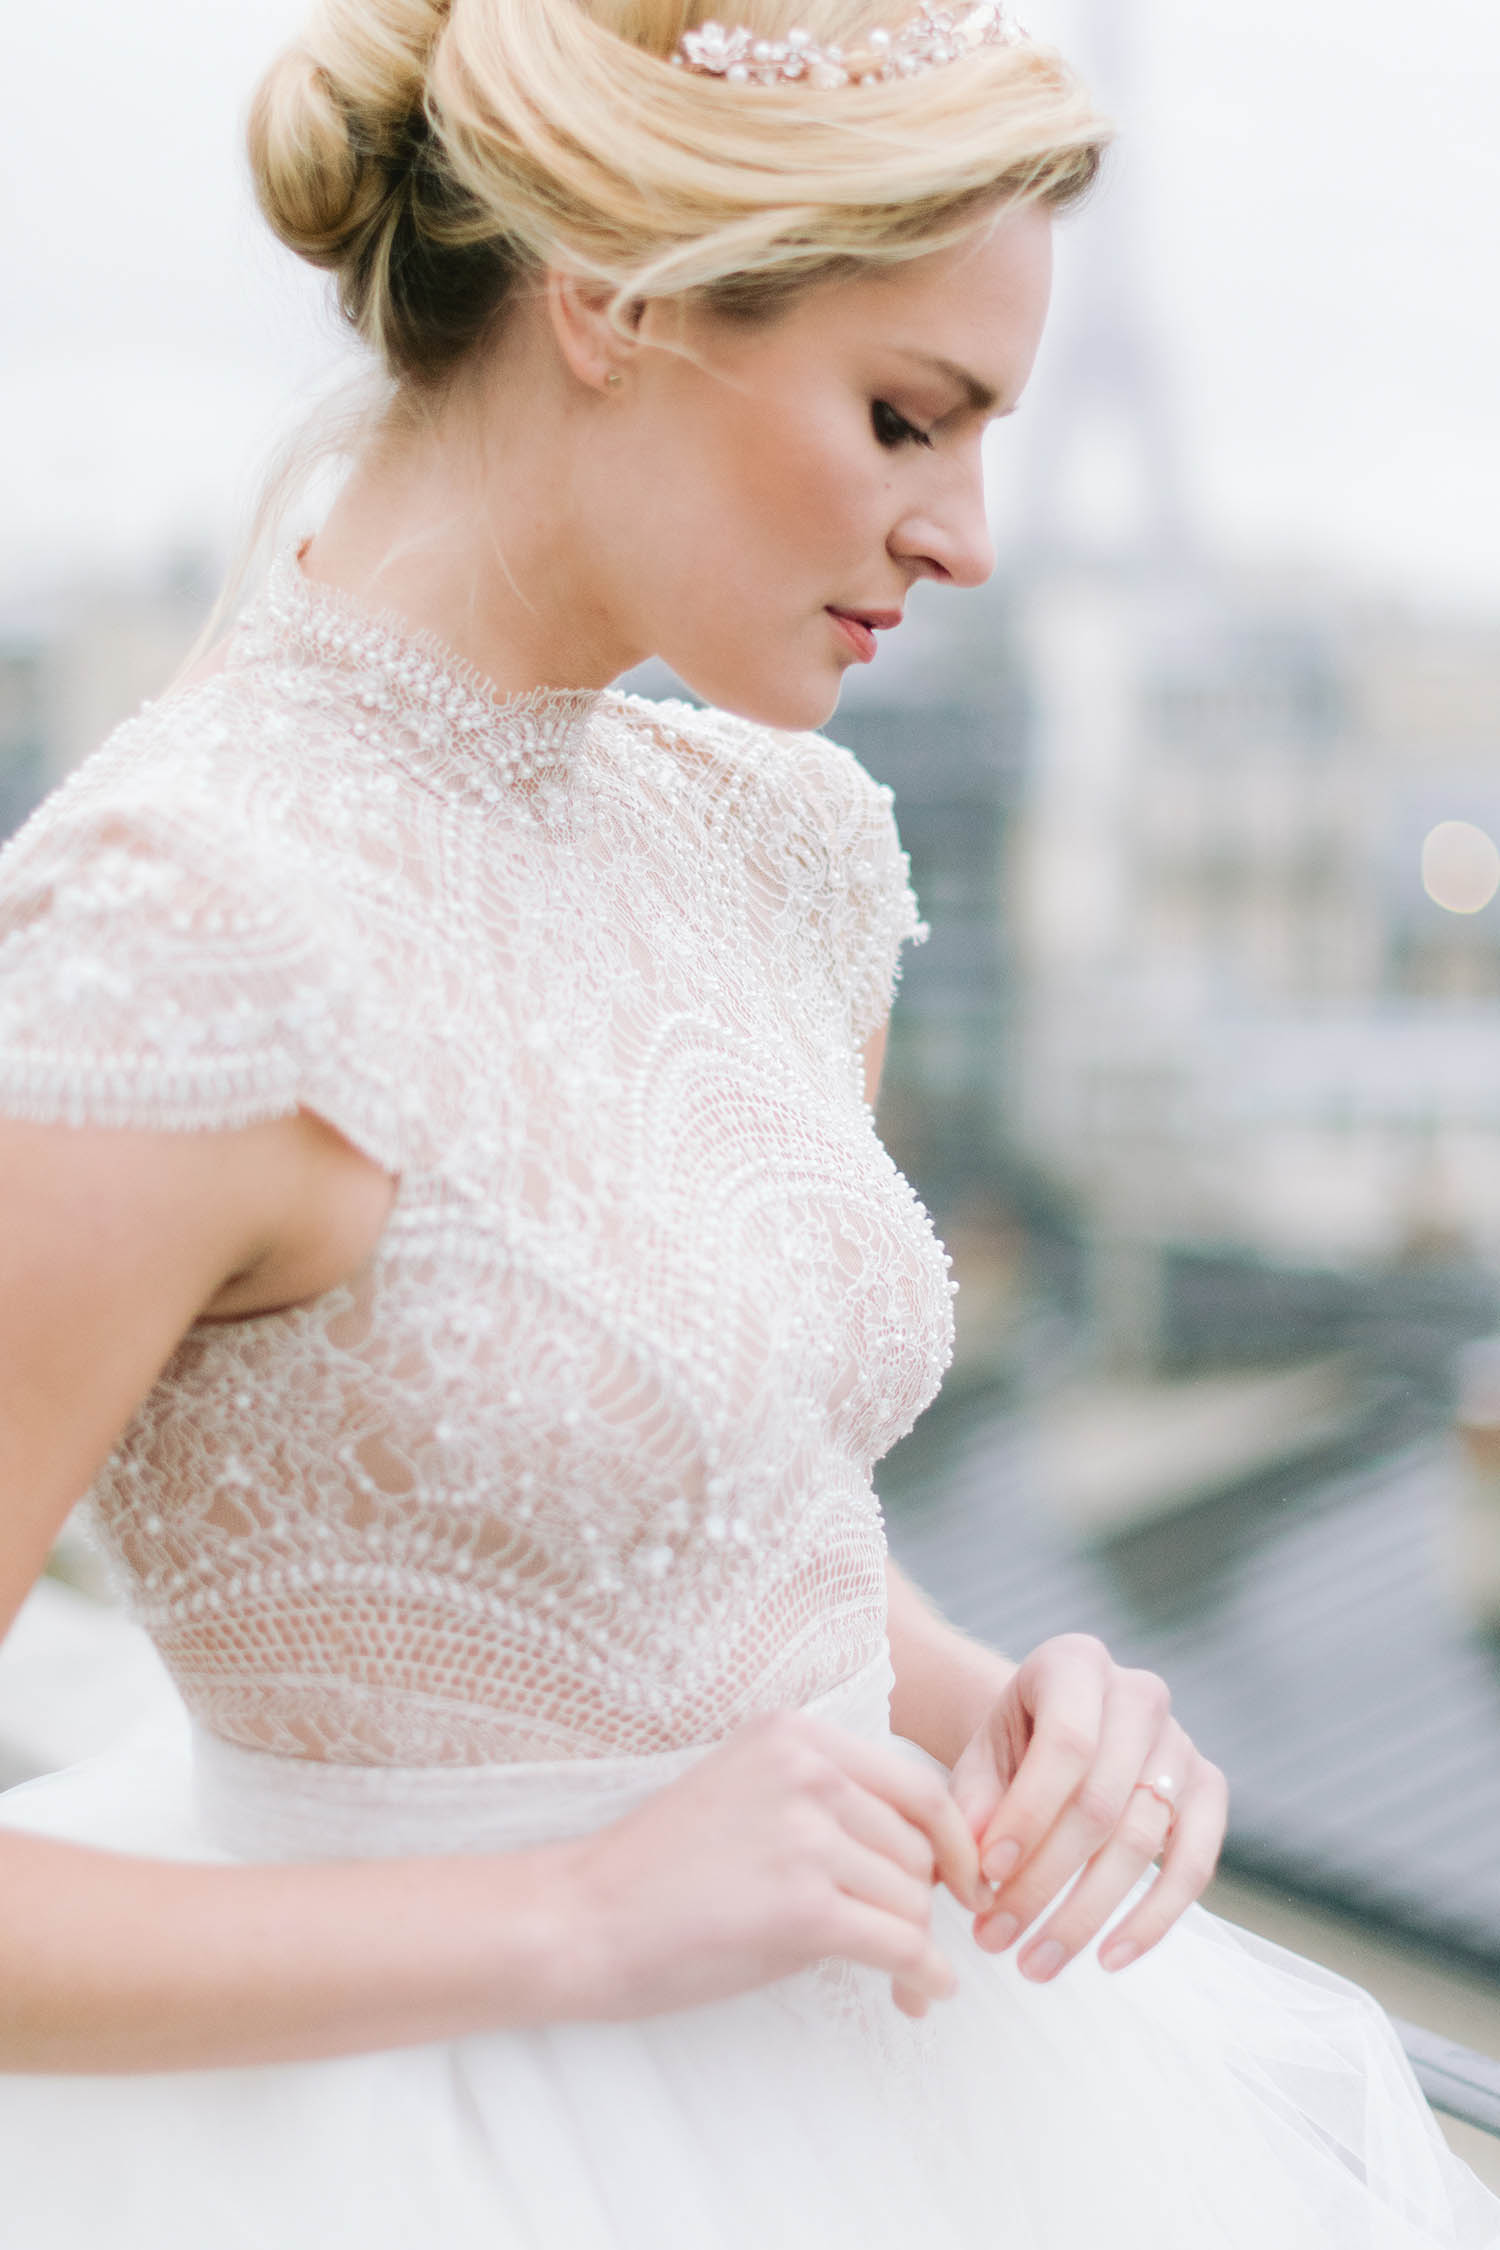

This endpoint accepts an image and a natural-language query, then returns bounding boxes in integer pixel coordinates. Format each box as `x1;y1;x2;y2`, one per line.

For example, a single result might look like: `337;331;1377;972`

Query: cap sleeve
620;697;929;1059
0;787;405;1170
839;768;929;1051
770;727;928;1053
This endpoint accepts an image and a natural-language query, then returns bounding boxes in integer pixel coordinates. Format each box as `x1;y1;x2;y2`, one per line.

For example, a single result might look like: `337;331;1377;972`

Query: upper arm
862;1020;889;1111
0;1109;390;1648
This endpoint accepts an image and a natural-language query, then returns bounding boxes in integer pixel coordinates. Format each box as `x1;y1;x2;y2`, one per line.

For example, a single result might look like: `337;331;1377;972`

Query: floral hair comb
671;1;1026;90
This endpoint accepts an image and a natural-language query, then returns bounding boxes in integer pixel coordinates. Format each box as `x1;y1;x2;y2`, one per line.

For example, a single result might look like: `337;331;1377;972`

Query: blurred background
3;0;1500;2177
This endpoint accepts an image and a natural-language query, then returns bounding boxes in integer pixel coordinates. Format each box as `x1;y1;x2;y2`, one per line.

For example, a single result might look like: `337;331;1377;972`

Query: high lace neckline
239;545;609;815
1;567;945;1766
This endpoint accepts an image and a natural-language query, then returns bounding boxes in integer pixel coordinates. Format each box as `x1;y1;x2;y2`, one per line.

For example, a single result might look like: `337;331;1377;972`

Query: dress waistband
191;1649;898;1863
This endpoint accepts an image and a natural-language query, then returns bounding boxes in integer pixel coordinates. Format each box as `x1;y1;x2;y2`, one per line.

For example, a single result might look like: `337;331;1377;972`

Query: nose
888;448;997;591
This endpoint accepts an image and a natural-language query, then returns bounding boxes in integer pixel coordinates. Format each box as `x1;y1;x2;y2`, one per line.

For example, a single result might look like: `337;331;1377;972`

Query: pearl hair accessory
671;1;1026;90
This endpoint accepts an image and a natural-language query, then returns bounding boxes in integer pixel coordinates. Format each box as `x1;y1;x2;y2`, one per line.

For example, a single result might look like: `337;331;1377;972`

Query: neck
301;353;650;697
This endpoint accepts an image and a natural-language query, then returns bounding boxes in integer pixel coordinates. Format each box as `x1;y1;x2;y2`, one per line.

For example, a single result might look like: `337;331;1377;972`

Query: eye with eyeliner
871;399;935;451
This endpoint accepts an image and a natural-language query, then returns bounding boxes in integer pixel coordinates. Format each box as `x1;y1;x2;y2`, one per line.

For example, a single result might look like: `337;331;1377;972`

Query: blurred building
1012;566;1500;1307
0;632;48;840
832;683;1022;1195
0;554;213;840
960;0;1500;1378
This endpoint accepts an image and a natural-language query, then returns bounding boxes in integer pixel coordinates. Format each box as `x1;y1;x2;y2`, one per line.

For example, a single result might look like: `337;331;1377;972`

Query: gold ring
1135;1773;1178;1815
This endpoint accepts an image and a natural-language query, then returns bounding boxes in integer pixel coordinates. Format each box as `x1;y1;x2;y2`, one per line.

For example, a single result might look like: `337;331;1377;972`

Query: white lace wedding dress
0;552;1495;2246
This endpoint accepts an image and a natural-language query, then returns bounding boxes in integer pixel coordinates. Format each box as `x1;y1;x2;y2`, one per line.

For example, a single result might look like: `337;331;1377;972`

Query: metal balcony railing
1392;2019;1500;2139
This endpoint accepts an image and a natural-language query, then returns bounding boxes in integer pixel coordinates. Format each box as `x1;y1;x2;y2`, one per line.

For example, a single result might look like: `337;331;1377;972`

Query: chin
668;654;846;737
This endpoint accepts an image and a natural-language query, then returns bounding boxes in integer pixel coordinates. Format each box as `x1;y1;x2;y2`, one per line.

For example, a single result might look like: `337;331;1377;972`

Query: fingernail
1021;1938;1065;1983
979;1912;1018;1952
1100;1940;1137;1974
982;1839;1021;1887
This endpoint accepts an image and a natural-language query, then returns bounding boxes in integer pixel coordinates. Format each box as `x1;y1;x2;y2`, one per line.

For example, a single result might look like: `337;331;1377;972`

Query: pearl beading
250;555;604;815
673;1;1025;90
0;552;953;1768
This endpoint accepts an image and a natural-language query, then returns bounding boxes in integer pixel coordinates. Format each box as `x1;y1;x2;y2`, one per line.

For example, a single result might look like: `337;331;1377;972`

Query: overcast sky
2;0;1496;611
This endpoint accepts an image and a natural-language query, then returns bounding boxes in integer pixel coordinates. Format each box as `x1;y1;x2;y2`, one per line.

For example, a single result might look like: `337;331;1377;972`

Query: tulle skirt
1;1646;1496;2249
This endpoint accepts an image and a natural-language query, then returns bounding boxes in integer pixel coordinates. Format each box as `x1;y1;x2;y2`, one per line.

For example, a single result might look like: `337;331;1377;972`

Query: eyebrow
891;349;1003;415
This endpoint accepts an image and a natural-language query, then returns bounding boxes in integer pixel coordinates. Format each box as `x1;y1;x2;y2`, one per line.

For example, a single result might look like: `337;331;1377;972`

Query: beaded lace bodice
0;555;954;1766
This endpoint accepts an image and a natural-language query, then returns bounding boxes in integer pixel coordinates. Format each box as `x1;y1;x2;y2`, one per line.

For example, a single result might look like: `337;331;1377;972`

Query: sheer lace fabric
6;562;1500;2250
0;553;952;1766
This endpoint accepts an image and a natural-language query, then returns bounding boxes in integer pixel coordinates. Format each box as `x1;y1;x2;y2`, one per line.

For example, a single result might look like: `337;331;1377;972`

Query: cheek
618;372;890;657
709;398;886;582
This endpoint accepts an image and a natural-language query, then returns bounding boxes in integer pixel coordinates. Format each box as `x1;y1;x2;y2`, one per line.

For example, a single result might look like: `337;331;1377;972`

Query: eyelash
871;400;935;451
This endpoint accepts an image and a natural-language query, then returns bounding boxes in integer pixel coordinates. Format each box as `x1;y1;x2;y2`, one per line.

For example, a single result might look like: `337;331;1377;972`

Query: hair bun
249;46;389;267
249;3;451;268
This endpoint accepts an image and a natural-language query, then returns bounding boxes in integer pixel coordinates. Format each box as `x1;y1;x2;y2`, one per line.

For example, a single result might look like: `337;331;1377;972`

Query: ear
545;270;645;393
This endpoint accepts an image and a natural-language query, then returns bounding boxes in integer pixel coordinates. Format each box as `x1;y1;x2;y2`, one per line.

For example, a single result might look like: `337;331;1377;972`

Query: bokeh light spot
1421;821;1500;915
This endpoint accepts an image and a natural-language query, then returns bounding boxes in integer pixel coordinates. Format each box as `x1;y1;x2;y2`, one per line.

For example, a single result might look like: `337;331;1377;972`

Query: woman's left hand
946;1633;1227;1983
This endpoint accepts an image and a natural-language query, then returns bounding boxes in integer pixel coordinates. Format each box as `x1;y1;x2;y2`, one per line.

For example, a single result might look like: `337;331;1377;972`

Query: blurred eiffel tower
1016;0;1195;567
1002;1;1208;1378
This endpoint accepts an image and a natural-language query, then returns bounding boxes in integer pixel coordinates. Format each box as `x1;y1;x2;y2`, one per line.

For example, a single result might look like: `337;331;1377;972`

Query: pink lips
826;607;903;663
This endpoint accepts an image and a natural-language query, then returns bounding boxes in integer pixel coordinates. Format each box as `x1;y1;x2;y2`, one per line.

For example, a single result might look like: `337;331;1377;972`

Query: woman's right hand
561;1706;986;2022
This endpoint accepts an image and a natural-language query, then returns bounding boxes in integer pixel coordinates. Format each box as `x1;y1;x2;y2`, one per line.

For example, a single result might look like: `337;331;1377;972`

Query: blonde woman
0;2;1493;2242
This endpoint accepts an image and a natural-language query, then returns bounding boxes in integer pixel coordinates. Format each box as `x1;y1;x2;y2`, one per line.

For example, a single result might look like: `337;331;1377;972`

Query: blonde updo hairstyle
249;0;1108;390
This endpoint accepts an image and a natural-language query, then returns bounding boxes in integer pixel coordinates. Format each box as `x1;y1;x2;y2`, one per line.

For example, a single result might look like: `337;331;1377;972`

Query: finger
977;1691;1176;1949
827;1830;938;1933
975;1642;1115;1886
946;1730;1007;1847
834;1783;939;1889
1097;1761;1228;1973
826;1893;958;2002
1008;1787;1173;1981
805;1722;984;1912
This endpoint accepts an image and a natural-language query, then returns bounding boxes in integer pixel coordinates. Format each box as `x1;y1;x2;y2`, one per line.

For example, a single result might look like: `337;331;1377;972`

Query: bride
0;0;1495;2241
